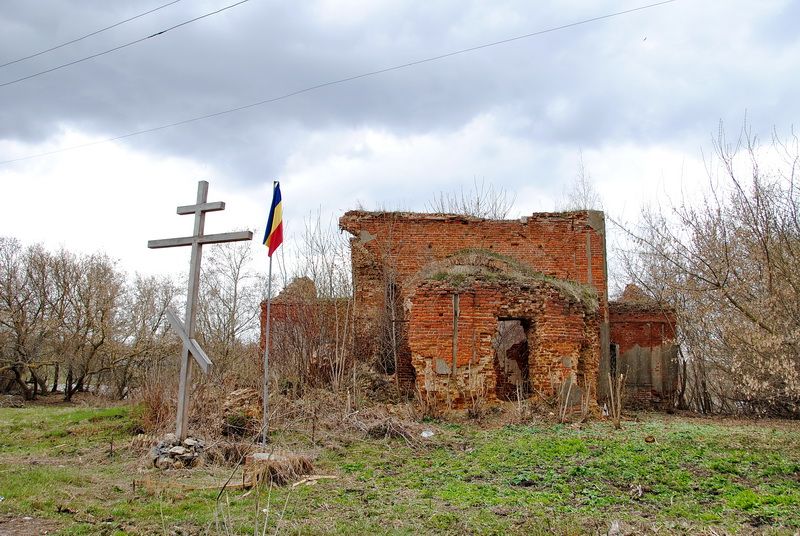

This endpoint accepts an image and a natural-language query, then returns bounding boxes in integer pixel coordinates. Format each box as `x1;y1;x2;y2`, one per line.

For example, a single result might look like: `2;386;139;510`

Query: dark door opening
493;319;530;400
610;342;619;377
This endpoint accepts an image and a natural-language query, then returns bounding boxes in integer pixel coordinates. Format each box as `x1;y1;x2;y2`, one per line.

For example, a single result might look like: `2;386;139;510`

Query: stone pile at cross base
150;434;205;469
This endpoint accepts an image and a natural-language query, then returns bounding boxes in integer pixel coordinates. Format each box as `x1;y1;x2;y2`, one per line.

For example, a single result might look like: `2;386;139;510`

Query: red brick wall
340;211;607;293
259;301;325;353
609;306;676;355
408;278;599;407
608;302;677;405
259;299;350;366
339;211;609;393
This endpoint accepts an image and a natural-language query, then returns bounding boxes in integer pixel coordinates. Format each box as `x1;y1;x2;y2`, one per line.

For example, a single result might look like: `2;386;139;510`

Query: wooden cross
148;180;253;439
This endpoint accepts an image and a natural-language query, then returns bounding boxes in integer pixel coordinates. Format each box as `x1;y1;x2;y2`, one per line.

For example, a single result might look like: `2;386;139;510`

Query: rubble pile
150;434;205;469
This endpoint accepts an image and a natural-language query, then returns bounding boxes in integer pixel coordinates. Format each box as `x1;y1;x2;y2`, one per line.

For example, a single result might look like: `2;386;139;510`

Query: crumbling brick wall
339;210;610;394
609;292;678;406
259;277;318;353
408;271;599;408
257;211;676;409
259;277;351;388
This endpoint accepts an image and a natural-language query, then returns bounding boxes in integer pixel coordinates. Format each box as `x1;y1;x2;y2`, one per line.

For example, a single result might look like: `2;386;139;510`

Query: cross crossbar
177;201;225;215
148;230;253;249
165;308;213;374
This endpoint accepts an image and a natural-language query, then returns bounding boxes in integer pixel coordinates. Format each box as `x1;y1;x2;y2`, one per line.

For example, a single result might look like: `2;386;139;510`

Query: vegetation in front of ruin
1;403;799;535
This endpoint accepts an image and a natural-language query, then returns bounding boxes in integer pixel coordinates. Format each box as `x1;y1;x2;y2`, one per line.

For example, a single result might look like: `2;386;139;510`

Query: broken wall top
273;276;317;303
408;249;599;314
609;284;676;323
340;209;605;230
339;209;608;305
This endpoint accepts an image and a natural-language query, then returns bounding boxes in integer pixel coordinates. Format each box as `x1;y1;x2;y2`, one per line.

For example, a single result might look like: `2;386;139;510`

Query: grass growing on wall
425;248;599;311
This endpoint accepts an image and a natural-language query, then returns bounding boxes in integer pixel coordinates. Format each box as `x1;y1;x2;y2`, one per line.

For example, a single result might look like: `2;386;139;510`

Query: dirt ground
0;392;125;409
0;515;61;536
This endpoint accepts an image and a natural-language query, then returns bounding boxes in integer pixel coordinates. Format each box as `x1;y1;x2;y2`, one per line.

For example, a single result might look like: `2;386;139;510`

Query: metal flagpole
262;254;273;444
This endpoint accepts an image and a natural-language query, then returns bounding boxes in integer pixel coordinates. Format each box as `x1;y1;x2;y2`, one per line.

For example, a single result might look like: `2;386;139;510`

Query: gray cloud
0;0;798;189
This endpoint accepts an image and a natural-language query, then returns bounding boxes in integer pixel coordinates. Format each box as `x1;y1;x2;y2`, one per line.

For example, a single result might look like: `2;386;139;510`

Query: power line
0;0;251;89
0;0;183;69
0;0;678;166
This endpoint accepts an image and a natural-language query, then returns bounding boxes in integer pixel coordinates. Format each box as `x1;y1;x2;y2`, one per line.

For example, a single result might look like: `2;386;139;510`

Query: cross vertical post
149;180;253;440
176;181;207;440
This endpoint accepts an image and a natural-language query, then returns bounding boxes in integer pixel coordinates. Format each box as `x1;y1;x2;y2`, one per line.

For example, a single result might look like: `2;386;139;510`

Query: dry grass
244;452;315;487
3;401;800;534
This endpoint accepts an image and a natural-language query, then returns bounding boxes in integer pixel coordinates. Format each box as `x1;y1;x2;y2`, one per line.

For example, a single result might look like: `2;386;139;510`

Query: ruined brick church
339;209;677;407
262;209;677;408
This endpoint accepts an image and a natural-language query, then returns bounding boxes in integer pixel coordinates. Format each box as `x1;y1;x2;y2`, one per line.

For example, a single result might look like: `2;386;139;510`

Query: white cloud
0;130;267;278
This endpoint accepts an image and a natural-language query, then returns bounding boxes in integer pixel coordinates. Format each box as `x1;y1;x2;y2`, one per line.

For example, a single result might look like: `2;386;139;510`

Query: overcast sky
1;0;798;281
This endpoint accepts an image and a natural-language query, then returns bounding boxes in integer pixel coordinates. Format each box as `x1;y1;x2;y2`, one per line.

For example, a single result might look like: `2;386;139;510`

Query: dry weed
245;453;314;487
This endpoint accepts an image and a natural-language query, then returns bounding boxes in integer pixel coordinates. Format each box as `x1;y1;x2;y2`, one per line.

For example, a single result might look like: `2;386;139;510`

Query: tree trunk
51;363;59;393
700;379;712;414
30;368;48;397
0;373;14;393
64;368;74;402
677;358;688;410
11;365;33;400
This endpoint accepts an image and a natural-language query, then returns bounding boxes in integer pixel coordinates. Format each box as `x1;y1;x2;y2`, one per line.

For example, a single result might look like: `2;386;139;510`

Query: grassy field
0;402;798;535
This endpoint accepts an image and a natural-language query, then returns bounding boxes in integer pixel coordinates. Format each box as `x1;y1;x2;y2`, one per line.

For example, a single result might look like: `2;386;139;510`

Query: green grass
0;404;798;534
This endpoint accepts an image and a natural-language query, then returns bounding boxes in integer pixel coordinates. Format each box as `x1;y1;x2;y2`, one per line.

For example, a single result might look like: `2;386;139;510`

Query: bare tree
299;212;353;390
197;239;265;383
56;251;125;401
619;123;800;416
0;236;259;404
559;150;603;211
427;177;516;219
265;210;357;397
105;273;180;399
0;242;126;401
0;239;53;399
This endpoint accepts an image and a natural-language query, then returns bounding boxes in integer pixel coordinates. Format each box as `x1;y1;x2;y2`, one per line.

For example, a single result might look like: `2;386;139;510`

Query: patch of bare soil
5;392;125;408
641;410;800;430
0;515;60;536
0;395;24;408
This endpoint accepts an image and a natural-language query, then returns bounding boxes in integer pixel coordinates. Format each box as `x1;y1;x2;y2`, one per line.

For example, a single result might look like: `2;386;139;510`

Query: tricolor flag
262;181;283;257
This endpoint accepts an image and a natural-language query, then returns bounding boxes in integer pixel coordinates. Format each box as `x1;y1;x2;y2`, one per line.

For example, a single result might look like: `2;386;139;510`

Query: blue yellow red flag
262;182;283;257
